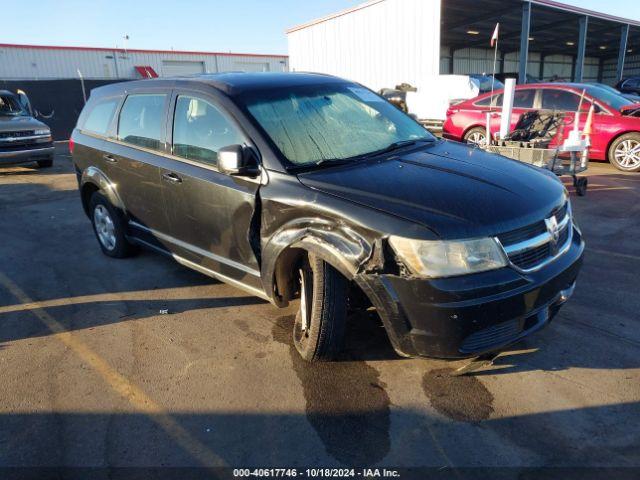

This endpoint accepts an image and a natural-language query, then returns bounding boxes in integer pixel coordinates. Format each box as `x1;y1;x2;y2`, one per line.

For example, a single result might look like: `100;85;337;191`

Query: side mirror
16;89;33;116
218;144;260;177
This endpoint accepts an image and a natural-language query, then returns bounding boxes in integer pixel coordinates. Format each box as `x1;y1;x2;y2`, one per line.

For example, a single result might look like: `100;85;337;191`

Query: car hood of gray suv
0;115;49;132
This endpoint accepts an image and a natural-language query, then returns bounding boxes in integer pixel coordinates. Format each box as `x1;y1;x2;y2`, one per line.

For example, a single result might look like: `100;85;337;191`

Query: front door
159;92;262;290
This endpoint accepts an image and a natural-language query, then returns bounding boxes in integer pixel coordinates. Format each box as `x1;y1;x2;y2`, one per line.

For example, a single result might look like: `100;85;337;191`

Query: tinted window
513;89;535;108
118;94;166;150
82;98;119;135
541;90;580;111
172;95;245;167
624;78;640;88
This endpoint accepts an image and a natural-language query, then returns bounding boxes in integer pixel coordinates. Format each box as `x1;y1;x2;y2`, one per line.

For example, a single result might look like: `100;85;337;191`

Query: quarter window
172;95;245;167
541;90;580;111
82;98;119;135
118;94;166;150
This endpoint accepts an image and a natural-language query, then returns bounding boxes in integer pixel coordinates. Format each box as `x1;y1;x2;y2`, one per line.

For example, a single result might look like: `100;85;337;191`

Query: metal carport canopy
441;0;640;83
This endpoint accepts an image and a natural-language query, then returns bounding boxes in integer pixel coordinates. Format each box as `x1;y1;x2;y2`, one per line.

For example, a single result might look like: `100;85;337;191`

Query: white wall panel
287;0;441;92
0;45;288;80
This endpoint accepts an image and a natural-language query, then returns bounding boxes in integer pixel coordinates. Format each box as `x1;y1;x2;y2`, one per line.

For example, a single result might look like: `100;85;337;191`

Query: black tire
463;127;487;146
36;159;53;168
608;133;640;172
293;253;348;362
89;192;136;258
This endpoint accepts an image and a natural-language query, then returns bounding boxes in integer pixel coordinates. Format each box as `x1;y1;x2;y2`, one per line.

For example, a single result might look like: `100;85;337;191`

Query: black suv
71;73;584;362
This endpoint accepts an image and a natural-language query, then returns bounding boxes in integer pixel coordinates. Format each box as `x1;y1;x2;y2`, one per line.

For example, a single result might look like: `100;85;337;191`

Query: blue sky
3;0;639;54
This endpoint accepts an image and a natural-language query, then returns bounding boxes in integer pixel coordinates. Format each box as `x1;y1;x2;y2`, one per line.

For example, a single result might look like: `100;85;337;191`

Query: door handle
103;154;118;163
162;172;183;184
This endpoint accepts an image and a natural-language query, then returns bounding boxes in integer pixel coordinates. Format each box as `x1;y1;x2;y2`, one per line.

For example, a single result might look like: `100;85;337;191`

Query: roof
0;90;16;97
92;72;348;97
0;43;288;59
287;0;640;34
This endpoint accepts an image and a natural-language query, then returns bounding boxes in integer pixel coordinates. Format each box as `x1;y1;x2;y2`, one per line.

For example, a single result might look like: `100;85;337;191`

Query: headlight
35;128;51;136
389;236;509;278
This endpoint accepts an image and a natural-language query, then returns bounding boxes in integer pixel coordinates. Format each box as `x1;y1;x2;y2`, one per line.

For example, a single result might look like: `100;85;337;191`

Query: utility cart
481;111;590;196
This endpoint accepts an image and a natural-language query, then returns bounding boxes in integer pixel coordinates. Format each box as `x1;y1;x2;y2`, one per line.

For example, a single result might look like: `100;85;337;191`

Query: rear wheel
89;192;136;258
293;254;348;362
608;133;640;172
464;127;487;146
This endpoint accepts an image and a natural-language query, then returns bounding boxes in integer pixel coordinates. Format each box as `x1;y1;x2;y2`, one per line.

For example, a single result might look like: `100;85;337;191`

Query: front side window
241;84;434;165
118;94;166;150
82;98;119;135
541;90;580;111
172;95;245;167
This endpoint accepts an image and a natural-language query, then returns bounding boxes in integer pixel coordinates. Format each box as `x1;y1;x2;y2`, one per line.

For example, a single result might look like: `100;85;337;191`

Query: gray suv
0;90;54;168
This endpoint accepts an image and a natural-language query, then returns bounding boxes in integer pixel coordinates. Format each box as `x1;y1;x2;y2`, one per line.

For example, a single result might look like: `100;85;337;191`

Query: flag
491;23;500;48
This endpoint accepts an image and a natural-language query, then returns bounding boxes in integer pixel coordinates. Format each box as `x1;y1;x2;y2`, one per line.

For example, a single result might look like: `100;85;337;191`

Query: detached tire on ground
89;191;136;258
36;159;53;168
608;133;640;172
464;127;487;146
293;253;348;362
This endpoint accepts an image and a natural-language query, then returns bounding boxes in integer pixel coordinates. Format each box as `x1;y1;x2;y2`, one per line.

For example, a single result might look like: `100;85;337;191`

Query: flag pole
488;23;499;145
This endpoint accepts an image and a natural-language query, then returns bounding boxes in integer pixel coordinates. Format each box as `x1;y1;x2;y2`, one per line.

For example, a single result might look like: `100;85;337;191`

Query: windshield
470;75;505;93
0;94;28;116
583;85;635;110
241;84;435;166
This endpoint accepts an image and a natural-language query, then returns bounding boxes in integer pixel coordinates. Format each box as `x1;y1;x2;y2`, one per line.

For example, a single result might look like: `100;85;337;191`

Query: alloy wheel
93;204;116;251
614;139;640;170
466;131;486;146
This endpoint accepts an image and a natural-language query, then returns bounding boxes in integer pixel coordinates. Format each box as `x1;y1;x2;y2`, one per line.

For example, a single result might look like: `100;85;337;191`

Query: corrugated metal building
0;43;288;80
288;0;640;87
288;0;440;92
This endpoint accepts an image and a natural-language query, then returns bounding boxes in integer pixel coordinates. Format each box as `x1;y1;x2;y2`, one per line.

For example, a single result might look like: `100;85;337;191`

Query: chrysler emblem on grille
545;215;560;252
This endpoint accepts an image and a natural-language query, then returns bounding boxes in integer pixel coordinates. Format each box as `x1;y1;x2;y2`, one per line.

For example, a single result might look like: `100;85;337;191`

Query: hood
0;115;48;133
297;140;566;239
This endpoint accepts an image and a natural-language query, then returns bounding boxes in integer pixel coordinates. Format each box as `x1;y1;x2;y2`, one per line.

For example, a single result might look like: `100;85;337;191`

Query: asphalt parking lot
1;145;639;473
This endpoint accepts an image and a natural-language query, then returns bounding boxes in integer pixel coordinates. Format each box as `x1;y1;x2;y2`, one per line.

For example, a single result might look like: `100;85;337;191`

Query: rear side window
118;94;166;150
82;98;119;135
513;89;535;108
541;90;580;111
172;95;245;167
475;94;502;107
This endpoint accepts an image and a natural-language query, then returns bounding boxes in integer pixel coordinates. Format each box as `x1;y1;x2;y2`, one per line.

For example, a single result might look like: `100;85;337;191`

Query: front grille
0;130;35;139
509;243;551;270
498;221;546;245
497;201;571;272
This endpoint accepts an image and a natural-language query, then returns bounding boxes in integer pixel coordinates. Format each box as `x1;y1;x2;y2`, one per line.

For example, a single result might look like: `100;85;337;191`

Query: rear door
105;90;171;235
159;90;262;290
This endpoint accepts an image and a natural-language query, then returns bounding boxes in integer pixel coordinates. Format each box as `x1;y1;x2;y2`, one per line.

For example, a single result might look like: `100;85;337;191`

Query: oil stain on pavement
422;368;494;422
272;314;391;466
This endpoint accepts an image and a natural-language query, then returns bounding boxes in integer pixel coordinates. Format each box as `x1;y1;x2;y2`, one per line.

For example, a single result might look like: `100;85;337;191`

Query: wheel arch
463;124;487;140
80;166;126;217
605;130;640;160
263;225;374;307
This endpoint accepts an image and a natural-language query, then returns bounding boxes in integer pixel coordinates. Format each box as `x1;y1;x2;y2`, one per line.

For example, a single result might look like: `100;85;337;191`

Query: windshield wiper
370;138;436;157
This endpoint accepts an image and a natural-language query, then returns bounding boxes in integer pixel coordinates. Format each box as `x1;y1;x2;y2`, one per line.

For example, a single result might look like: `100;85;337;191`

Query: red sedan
443;83;640;172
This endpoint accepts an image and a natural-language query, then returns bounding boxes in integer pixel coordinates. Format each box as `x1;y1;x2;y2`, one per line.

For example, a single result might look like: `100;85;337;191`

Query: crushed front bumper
357;226;585;359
